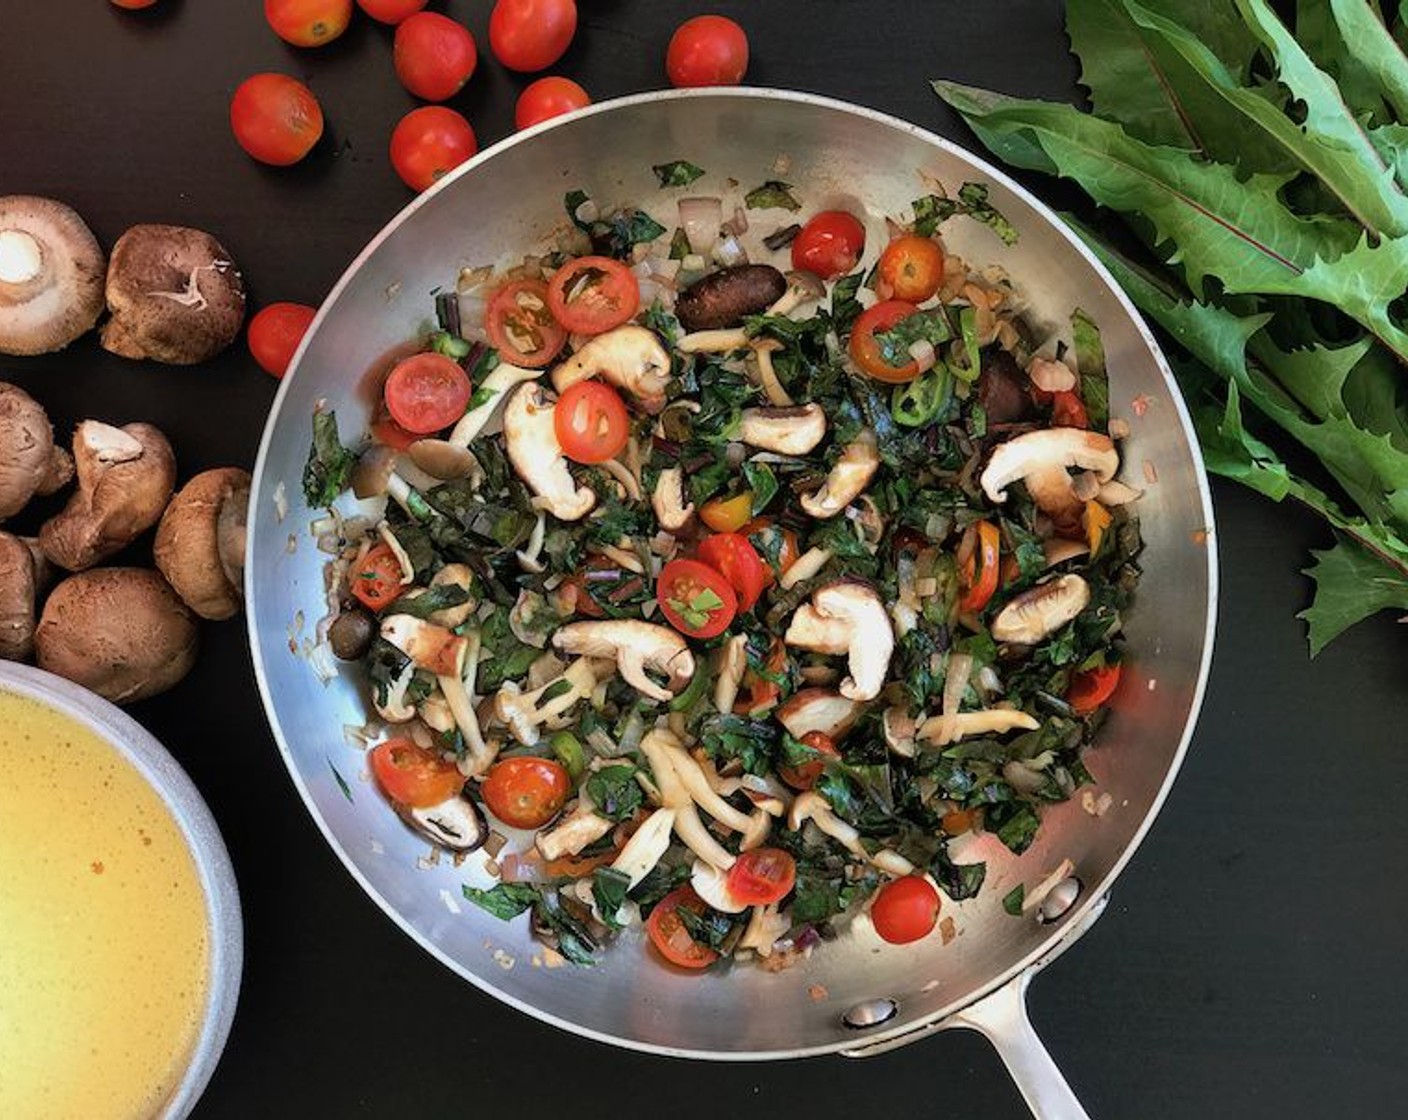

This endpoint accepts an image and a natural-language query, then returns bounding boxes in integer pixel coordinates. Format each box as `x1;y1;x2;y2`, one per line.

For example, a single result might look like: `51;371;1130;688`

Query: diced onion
678;196;723;255
712;234;749;267
907;338;937;374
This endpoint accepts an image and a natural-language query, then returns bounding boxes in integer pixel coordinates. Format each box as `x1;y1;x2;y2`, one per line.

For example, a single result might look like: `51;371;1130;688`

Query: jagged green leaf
1301;535;1408;654
1328;0;1408;121
1245;333;1372;422
1296;0;1393;124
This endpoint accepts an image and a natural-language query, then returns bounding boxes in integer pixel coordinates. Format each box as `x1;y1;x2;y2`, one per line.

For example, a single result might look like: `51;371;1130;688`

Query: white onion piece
573;197;599;223
908;338;937;374
678;196;723;255
712;234;749;267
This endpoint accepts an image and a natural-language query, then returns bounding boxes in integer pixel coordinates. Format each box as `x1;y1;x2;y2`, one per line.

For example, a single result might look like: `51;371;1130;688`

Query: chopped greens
744;179;802;211
911;182;1019;245
653;160;706;187
565;189;667;259
463;882;541;920
302;411;356;508
584;765;644;822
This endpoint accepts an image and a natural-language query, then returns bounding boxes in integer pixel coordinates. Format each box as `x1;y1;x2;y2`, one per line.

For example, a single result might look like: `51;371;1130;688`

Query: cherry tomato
111;0;159;9
546;256;640;335
665;15;749;87
481;757;571;829
726;848;796;906
645;886;719;970
1067;663;1122;714
514;76;591;130
697;533;768;612
849;299;923;383
383;352;472;434
699;492;753;534
247;302;316;378
779;730;840;790
229;73;324;166
958;519;1001;613
554;381;631;464
878;234;945;303
389;106;477;192
489;0;578;73
394;12;478;102
349;542;404;611
792;210;866;280
264;0;351;47
1050;390;1089;429
370;738;464;808
487;279;566;366
356;0;425;24
656;558;737;639
371;412;420;451
871;875;941;944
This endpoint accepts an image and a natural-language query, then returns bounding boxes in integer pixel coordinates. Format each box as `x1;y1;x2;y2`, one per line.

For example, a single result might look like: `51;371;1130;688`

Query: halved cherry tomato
487;279;566;367
546;256;640;335
726;848;796;906
779;730;840;790
371;412;420;451
394;11;478;102
791;210;865;280
665;14;749;87
383;352;472;434
247;301;315;378
1050;390;1089;429
656;558;737;639
229;73;324;166
871;875;941;944
370;738;462;808
742;517;800;586
849;300;922;383
1067;663;1122;714
737;638;787;716
356;0;426;24
958;519;1001;613
389;106;477;192
697;533;768;612
489;0;578;73
554;380;631;464
350;542;404;611
700;492;753;533
264;0;351;47
878;234;945;303
514;76;590;130
645;886;719;970
481;757;571;829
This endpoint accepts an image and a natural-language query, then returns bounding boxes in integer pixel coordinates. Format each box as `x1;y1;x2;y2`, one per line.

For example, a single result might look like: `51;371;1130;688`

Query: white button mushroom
784;581;894;702
501;382;597;522
550;324;672;414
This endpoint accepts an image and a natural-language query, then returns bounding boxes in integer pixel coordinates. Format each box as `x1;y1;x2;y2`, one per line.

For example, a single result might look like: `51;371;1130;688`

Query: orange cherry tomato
699;492;753;533
646;886;719;970
958;520;1001;613
514;76;590;130
546;256;640;335
726;848;796;906
779;730;840;791
264;0;352;47
656;559;737;639
554;380;631;464
792;210;865;280
350;542;404;611
370;738;463;808
383;352;472;434
394;11;478;102
878;234;945;303
229;73;324;166
356;0;425;23
849;299;923;383
489;0;578;73
1067;663;1122;714
697;533;768;612
389;106;477;193
481;757;571;829
665;14;749;87
247;302;316;378
487;279;567;367
871;876;941;944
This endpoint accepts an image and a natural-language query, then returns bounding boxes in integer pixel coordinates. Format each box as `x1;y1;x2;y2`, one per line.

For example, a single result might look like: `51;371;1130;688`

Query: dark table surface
3;2;1406;1117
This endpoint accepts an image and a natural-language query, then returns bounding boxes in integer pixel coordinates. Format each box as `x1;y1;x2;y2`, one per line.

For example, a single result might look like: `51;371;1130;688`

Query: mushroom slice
799;429;879;519
379;615;467;677
0;531;38;660
916;708;1040;746
427;563;476;628
980;428;1119;504
551;325;671;414
610;807;676;888
408;438;480;481
397;794;486;853
691;859;748;913
764;269;827;318
784;582;894;702
447;362;542;447
714;634;748;714
0;195;105;356
154;467;251;620
739;403;827;455
775;688;862;741
537;797;614;861
0;382;73;520
552;620;695;703
493;658;600;746
502;382;596;521
991;574;1091;644
650;467;695;532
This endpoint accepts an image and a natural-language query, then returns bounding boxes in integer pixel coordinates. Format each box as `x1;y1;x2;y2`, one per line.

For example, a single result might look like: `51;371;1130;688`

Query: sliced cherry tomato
878;234;945;303
849;299;923;383
1067;663;1122;714
489;0;578;73
656;558;737;639
697;533;768;612
1050;390;1089;429
726;848;797;906
481;757;571;829
958;519;1001;613
646;886;719;970
383;352;472;435
394;11;478;102
737;638;787;716
792;210;866;280
515;76;591;130
370;738;462;808
356;0;425;23
229;73;324;166
871;875;941;944
247;302;316;378
665;14;749;87
371;412;420;451
389;106;477;193
350;542;404;611
487;278;567;367
554;380;631;464
264;0;351;47
546;256;640;335
699;492;753;534
779;730;841;791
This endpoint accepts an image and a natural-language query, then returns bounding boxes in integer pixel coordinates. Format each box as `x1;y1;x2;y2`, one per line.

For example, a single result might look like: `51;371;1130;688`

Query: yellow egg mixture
0;690;209;1120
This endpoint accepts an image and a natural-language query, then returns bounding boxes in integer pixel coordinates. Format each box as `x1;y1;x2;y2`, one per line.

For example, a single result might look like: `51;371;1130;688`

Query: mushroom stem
0;230;42;284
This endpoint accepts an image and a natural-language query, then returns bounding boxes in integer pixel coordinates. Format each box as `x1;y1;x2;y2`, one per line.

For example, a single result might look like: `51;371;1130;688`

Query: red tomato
247;302;316;378
665;15;749;87
741;518;800;586
394;12;478;102
958;520;1001;613
111;0;159;9
371;738;464;808
699;492;753;534
697;533;768;612
779;730;840;791
229;73;324;166
514;76;590;130
792;210;866;280
481;757;571;829
350;542;404;611
726;848;796;906
486;279;566;366
849;299;922;383
554;381;631;464
371;412;420;451
878;234;945;303
264;0;351;47
1067;663;1122;714
546;256;640;335
383;352;472;434
1050;390;1089;429
871;876;941;944
656;558;737;639
389;106;477;192
645;886;719;970
489;0;578;73
736;638;787;715
356;0;425;23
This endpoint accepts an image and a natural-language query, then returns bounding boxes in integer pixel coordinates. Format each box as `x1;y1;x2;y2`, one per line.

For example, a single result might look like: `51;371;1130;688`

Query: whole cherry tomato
665;15;749;87
247;302;316;378
871;876;941;944
792;210;866;280
394;12;478;102
481;757;571;829
356;0;426;23
229;73;324;166
878;234;946;303
111;0;160;9
264;0;352;47
389;106;477;192
515;76;590;130
489;0;578;73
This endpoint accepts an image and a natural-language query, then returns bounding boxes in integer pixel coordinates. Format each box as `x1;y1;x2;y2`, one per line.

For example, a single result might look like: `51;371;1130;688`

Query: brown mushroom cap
40;420;177;571
0;532;38;660
35;567;198;703
0;196;106;356
154;467;251;620
0;381;73;520
100;224;246;365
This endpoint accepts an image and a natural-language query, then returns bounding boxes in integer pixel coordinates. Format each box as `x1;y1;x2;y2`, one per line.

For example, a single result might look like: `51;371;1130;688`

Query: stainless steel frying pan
247;89;1217;1118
